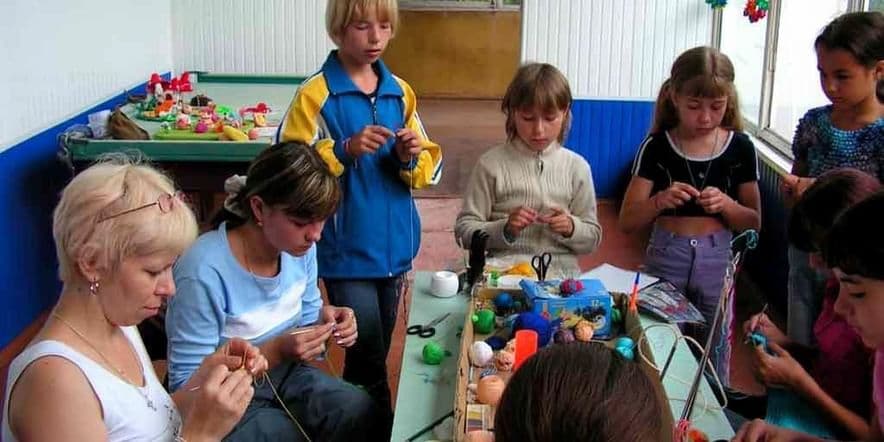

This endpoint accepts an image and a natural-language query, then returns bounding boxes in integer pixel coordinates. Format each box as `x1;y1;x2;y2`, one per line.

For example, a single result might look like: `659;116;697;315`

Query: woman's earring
89;279;100;295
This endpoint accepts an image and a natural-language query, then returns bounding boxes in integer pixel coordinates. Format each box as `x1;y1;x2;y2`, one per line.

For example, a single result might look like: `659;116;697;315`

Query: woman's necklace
240;232;281;292
51;312;157;411
672;128;721;191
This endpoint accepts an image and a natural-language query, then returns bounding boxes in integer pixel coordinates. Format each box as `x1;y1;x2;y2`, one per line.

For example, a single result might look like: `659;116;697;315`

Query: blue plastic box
519;278;614;339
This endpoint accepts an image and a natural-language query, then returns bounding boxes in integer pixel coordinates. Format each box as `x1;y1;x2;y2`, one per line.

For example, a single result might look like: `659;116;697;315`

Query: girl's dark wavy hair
212;141;341;229
823;191;884;280
494;343;663;442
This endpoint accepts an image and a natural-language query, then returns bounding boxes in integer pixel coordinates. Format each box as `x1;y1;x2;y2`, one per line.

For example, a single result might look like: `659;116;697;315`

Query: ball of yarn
494;350;515;371
512;312;552;346
466;430;495;442
494;292;514;311
472;309;496;334
574;320;594;342
615;336;635;350
469;341;494;367
485;336;507;351
559;278;585;295
422;342;445;365
553;328;575;344
477;375;506;406
615;346;635;361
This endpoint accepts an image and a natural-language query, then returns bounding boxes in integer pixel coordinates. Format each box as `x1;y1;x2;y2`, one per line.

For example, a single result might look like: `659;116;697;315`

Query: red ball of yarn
559;278;584;295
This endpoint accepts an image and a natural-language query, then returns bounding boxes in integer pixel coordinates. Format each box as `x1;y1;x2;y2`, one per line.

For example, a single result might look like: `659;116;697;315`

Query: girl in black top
619;46;761;386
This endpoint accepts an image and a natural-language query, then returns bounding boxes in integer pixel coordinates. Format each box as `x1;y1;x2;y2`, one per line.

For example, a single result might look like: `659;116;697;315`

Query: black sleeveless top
631;131;759;217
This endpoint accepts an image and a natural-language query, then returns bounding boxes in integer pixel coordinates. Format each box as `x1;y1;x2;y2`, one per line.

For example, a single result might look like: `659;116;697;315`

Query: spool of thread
472;309;496;334
430;271;460;298
513;329;538;370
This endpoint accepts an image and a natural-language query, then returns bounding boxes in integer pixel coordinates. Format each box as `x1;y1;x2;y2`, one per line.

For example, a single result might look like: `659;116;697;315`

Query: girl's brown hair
213;142;341;229
494;343;662;442
501;63;573;143
652;46;744;133
815;11;884;103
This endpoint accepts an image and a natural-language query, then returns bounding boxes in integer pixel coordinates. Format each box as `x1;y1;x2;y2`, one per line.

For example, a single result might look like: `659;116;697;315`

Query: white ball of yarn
469;341;494;367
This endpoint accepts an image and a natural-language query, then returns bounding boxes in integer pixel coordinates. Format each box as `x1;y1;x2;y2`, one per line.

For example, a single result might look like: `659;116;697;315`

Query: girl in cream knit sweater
455;63;602;277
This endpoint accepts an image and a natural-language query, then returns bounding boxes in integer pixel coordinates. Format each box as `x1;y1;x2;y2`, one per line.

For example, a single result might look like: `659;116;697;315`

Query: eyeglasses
97;191;186;223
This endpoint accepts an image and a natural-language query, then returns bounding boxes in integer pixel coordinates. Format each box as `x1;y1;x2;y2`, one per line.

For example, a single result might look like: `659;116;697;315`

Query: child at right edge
781;11;884;348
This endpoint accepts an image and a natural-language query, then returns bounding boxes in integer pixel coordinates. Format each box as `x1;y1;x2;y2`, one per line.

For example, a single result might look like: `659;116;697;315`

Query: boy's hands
394;128;423;163
347;125;394;157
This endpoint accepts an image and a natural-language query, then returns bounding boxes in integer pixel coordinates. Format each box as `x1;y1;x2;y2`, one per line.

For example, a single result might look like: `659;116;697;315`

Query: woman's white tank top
2;326;182;441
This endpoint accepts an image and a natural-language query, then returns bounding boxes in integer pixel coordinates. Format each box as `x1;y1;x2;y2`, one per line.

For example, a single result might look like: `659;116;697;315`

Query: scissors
532;252;552;281
407;313;450;338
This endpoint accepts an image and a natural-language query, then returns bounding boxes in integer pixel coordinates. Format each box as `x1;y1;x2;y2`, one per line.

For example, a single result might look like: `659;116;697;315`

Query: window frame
399;0;520;12
714;0;870;159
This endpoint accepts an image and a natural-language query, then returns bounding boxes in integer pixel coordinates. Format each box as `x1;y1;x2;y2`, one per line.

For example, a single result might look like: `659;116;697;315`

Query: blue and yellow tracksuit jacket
277;51;442;279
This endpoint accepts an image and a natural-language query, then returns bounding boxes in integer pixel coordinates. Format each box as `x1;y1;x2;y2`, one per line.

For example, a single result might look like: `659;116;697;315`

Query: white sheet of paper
579;263;659;294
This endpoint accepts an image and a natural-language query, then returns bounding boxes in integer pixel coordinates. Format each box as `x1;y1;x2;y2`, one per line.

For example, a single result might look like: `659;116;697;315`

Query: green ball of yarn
611;307;623;324
472;309;496;334
423;342;446;365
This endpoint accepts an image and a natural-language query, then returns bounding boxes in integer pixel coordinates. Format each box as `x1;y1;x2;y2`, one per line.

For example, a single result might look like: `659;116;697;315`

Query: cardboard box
454;286;674;441
520;278;614;339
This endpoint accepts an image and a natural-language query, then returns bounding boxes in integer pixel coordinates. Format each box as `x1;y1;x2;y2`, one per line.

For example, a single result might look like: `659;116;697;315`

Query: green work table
391;271;735;441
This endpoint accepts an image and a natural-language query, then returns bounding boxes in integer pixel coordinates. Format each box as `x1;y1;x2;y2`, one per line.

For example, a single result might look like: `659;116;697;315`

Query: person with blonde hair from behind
2;155;265;441
276;1;442;436
619;46;761;386
455;62;602;277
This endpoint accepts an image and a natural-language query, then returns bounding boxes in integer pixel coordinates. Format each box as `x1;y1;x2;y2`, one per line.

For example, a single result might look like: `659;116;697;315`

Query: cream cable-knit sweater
454;138;602;276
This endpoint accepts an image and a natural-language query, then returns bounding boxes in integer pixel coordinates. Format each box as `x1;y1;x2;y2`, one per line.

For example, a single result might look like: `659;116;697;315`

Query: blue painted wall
0;74;169;349
566;99;656;198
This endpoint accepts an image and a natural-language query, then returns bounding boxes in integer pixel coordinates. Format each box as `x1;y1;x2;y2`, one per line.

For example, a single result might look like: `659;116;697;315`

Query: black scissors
407;313;450;338
532;252;552;281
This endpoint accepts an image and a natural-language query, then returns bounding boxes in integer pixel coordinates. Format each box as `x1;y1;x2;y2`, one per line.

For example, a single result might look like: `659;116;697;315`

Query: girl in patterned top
783;11;884;349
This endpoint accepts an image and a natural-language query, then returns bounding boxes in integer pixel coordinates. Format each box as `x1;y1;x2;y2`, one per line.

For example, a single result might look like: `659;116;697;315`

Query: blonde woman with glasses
2;155;266;441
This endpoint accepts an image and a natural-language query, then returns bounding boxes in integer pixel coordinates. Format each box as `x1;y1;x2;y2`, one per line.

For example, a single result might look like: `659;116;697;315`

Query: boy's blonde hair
326;0;399;45
501;63;573;143
53;154;198;283
652;46;744;133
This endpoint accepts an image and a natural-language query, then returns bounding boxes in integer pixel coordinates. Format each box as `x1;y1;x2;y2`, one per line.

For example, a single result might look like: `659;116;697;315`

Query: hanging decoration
743;0;769;23
705;0;728;8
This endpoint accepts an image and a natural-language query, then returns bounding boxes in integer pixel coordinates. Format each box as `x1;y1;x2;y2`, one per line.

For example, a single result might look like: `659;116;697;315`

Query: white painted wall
521;0;713;100
170;0;334;76
0;0;174;153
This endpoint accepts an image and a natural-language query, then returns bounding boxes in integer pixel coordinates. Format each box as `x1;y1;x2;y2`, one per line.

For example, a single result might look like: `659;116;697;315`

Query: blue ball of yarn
513;312;552;346
494;292;514;310
485;336;507;351
615;346;634;361
615;336;635;350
